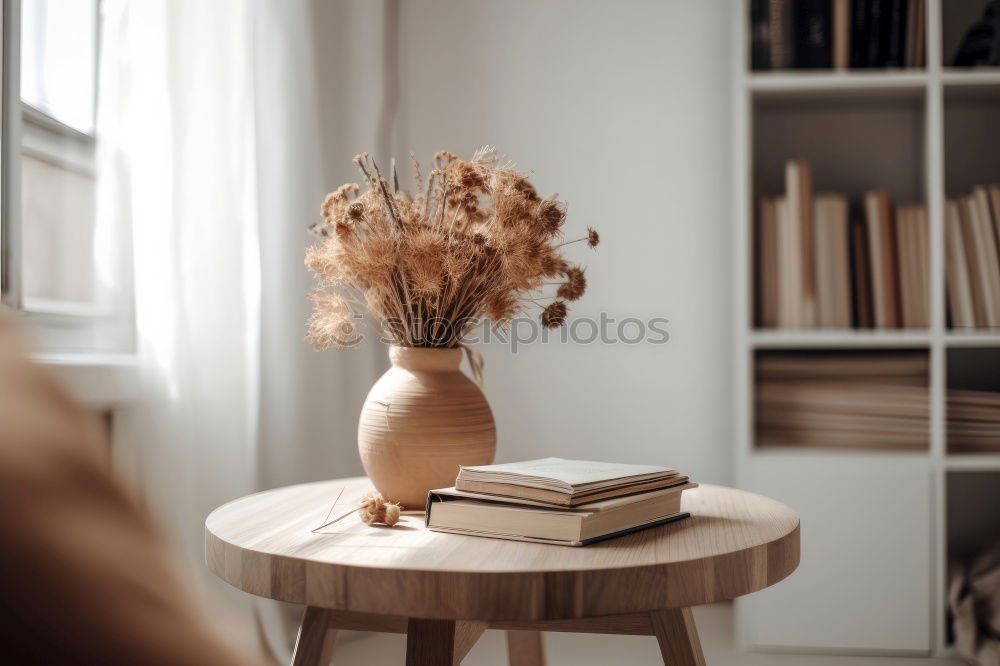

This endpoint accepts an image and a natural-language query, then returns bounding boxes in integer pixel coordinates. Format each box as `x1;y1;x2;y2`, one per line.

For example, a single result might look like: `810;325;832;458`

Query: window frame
1;0;133;354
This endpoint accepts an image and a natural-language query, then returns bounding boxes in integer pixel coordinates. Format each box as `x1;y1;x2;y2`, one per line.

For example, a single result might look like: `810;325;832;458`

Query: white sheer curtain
99;0;260;613
99;0;385;657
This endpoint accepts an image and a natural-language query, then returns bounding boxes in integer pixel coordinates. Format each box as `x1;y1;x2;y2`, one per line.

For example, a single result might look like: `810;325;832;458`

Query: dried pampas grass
305;148;599;349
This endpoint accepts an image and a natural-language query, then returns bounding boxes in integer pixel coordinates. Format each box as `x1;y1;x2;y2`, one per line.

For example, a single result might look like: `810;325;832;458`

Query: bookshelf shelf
747;71;928;98
945;454;1000;470
941;69;1000;88
736;0;1000;658
750;329;932;348
944;332;1000;347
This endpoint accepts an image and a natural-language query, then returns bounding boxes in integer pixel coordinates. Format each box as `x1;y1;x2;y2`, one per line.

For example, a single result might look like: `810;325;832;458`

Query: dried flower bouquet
305;148;598;349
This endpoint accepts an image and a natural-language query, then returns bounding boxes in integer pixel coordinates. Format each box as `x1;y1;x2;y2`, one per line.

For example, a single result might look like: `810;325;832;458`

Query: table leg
291;606;338;666
650;608;706;666
505;630;545;666
405;618;485;666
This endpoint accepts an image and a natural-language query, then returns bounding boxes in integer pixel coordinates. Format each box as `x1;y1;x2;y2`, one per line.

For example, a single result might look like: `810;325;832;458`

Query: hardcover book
455;457;684;507
425;483;696;547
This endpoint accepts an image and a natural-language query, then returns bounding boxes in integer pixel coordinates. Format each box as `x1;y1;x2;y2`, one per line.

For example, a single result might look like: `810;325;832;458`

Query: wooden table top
205;477;799;622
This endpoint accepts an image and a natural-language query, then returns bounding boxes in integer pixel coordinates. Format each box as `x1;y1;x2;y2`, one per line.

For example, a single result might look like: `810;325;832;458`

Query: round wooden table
206;477;799;666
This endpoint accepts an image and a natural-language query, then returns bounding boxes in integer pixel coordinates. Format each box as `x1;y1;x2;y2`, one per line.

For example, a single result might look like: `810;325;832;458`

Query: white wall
390;0;736;483
286;1;735;485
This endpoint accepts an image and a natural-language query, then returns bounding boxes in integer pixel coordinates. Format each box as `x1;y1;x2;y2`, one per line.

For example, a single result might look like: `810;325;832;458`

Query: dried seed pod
382;503;401;526
358;491;403;527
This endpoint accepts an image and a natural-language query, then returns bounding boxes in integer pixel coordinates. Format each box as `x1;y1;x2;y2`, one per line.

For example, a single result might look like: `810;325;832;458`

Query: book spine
850;0;871;67
958;197;988;327
769;0;793;69
751;0;772;70
795;0;833;68
867;0;886;67
946;199;976;328
833;0;852;69
786;160;816;327
850;213;874;328
884;0;907;67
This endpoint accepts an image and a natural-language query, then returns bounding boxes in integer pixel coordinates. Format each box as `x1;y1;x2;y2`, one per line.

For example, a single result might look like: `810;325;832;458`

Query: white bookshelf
734;0;1000;657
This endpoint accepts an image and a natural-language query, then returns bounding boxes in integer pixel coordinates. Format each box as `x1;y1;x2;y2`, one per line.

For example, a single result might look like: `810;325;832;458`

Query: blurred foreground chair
0;313;267;666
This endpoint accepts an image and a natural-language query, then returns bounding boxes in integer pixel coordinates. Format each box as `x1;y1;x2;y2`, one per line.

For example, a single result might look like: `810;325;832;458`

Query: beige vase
358;346;496;509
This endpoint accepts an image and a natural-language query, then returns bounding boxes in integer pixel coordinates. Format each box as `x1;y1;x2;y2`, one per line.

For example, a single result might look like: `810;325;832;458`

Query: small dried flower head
405;229;447;296
306;291;360;350
512;178;539;202
334;220;353;240
451;162;485;190
347;202;364;219
587;227;600;249
434;150;458;167
358;491;402;526
557;266;587;301
539;199;567;235
540;300;568;328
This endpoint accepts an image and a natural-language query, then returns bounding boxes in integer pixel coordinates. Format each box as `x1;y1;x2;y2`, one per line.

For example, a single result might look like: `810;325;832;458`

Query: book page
459;458;674;487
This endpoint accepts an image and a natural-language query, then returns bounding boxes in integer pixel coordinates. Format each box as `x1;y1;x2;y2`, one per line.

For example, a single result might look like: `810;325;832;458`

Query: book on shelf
754;159;927;331
424;458;699;546
815;195;852;328
946;200;977;329
946;185;1000;330
865;189;901;329
752;0;925;71
756;197;780;327
851;215;875;327
787;160;817;326
947;388;1000;453
795;0;833;68
895;204;929;328
755;351;930;451
768;0;795;70
751;0;772;70
425;483;695;547
833;0;851;69
454;457;686;507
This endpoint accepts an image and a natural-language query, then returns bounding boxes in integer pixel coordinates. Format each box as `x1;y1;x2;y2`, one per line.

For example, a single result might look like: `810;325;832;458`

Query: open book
456;457;687;507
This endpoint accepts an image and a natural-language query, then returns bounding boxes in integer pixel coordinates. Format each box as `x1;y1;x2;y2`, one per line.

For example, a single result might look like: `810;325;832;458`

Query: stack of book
948;389;1000;453
751;0;926;70
756;159;929;330
425;458;697;547
945;186;1000;329
755;351;930;450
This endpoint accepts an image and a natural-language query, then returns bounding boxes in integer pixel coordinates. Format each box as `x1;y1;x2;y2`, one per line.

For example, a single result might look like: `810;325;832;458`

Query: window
1;0;133;352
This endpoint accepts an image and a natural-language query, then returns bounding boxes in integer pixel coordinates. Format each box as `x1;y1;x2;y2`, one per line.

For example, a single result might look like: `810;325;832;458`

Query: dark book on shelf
850;214;875;328
867;0;888;67
795;0;833;68
884;0;908;67
751;0;772;70
850;0;871;67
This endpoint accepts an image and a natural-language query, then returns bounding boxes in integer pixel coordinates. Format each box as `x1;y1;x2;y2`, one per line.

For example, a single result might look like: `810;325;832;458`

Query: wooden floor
327;603;962;666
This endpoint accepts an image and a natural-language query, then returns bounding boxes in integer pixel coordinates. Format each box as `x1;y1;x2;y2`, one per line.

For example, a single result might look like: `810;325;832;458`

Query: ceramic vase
358;345;496;508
